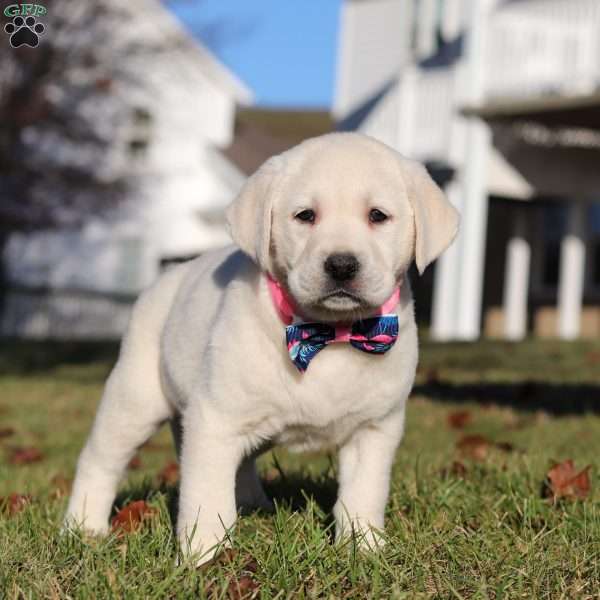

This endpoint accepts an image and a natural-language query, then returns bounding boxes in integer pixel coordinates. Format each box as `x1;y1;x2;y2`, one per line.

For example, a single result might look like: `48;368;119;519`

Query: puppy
65;133;458;564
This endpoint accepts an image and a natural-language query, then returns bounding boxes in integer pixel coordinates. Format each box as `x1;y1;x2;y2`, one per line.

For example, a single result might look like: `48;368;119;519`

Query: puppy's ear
226;156;283;272
400;158;459;275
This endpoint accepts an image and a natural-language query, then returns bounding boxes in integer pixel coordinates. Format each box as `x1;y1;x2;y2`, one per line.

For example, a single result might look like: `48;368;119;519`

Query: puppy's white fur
65;133;458;564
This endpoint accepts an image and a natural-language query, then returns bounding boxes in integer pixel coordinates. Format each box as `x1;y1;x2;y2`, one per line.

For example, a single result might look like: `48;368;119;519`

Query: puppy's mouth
319;289;364;309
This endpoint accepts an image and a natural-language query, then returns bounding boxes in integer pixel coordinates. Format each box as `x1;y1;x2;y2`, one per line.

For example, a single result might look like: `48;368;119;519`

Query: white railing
360;67;455;161
407;68;456;162
485;1;600;100
359;67;455;164
361;0;600;163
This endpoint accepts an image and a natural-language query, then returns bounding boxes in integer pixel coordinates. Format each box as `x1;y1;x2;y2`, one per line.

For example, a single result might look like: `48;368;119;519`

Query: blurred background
1;0;600;343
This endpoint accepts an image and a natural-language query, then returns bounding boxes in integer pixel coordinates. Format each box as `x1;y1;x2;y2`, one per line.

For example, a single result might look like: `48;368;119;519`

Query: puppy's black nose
324;253;360;282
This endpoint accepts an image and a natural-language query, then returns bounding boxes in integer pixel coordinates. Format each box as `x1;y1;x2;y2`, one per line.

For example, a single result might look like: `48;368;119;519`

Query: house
1;0;252;339
335;0;600;340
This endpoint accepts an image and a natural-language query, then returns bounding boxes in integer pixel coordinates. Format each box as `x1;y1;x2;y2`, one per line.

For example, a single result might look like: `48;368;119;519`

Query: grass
1;339;600;598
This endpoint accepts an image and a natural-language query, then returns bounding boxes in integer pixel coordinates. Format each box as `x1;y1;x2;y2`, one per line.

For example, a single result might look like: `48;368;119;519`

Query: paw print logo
4;16;45;48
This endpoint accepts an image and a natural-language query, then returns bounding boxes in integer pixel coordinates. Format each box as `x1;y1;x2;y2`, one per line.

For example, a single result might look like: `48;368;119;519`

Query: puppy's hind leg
65;266;187;535
65;359;172;534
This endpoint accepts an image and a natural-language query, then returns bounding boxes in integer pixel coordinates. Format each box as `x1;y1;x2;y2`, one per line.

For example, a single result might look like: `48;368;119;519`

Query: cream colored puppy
65;133;458;564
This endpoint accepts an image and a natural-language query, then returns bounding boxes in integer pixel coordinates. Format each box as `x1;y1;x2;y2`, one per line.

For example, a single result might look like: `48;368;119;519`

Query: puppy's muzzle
324;253;360;282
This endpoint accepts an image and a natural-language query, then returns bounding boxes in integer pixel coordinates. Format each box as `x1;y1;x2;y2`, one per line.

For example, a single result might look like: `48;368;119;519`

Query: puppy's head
227;133;459;321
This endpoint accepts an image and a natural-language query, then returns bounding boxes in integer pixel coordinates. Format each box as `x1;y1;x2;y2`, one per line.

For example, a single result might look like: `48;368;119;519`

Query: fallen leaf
0;427;15;439
447;410;472;430
111;500;157;533
204;550;260;599
8;447;44;465
545;460;591;501
127;456;142;470
226;574;259;599
456;435;491;461
157;461;179;486
0;493;32;516
456;434;516;461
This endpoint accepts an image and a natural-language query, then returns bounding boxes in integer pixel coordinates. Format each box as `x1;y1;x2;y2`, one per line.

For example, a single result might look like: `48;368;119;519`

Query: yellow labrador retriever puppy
65;133;458;564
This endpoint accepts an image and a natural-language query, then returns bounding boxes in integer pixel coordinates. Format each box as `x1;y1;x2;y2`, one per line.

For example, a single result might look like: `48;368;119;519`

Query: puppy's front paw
177;523;233;567
62;514;110;537
333;503;386;551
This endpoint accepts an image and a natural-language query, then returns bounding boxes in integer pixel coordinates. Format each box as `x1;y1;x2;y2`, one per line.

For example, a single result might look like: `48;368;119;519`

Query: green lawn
1;339;600;598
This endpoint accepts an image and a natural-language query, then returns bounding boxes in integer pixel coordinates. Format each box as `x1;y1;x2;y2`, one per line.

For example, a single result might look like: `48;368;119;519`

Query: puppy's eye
295;209;316;224
369;208;389;224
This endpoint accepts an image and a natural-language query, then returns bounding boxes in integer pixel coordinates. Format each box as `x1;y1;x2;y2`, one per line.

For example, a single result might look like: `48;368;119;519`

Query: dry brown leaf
447;410;472;430
456;434;516;461
456;434;491;461
127;456;142;470
545;459;591;501
111;500;157;533
226;575;259;600
0;493;32;516
157;461;179;486
8;446;44;465
204;550;260;599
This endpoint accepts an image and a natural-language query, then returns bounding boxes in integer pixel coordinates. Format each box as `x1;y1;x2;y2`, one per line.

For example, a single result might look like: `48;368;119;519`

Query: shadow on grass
5;340;600;417
264;473;338;514
415;379;600;416
112;472;338;532
0;339;119;375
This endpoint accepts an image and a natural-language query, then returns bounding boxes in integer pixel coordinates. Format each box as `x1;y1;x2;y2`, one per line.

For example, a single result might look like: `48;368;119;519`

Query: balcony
484;0;600;103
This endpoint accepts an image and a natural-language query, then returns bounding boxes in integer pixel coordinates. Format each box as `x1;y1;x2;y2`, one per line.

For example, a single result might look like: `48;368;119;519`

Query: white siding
333;0;413;119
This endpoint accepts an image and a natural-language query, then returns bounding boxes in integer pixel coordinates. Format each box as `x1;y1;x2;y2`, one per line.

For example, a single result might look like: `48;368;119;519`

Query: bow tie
266;275;400;372
286;317;399;372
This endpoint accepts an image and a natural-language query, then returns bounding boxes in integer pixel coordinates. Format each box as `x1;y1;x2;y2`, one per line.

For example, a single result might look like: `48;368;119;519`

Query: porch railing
485;2;600;100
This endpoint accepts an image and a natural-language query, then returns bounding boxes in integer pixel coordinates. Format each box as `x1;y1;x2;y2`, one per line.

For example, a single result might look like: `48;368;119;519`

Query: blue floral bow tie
286;315;399;372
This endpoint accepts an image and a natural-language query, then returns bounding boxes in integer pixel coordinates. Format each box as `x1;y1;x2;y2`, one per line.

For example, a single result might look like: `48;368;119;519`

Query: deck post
431;180;462;340
557;202;586;339
451;0;498;340
503;209;530;340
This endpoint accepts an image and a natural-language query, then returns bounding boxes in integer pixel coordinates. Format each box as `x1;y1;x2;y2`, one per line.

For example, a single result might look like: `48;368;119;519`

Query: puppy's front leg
177;414;245;566
334;410;405;548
